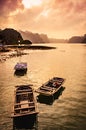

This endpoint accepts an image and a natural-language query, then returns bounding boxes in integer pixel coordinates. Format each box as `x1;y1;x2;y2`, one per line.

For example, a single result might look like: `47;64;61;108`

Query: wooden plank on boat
16;105;35;110
11;84;39;118
15;89;32;92
40;86;53;91
12;111;38;118
16;91;33;95
14;101;34;106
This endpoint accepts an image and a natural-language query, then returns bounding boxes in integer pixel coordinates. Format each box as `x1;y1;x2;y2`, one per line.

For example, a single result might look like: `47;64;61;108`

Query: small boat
35;77;65;96
14;47;27;73
37;86;65;105
14;62;27;73
11;84;38;119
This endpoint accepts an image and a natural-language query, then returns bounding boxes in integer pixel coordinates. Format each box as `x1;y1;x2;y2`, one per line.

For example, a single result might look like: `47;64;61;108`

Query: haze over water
0;43;86;130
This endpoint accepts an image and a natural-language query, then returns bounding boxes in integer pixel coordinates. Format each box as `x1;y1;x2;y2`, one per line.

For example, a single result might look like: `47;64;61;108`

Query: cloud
0;0;24;28
0;0;86;38
39;0;86;36
0;0;24;16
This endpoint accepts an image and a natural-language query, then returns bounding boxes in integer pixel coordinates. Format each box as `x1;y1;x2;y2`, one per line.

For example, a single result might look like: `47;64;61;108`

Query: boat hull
14;68;27;76
36;77;65;96
12;111;38;118
36;86;62;96
37;86;65;105
14;62;27;73
11;85;38;120
13;114;38;129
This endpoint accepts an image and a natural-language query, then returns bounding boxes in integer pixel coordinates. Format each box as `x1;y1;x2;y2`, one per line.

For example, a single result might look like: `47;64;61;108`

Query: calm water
0;44;86;130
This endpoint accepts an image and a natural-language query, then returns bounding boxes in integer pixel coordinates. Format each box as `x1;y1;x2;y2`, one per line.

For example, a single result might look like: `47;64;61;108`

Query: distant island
0;28;86;46
68;34;86;43
19;30;86;43
0;28;67;45
19;30;67;43
0;28;57;52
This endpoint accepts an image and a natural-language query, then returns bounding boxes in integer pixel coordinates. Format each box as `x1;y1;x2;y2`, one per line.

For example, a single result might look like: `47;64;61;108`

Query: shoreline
29;45;56;50
0;45;56;52
0;45;56;62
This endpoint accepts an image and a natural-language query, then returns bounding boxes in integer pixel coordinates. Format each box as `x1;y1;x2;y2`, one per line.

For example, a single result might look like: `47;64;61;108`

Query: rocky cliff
20;30;49;43
20;30;67;43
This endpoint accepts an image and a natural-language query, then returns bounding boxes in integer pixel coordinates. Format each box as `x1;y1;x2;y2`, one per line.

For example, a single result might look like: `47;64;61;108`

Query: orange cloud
0;0;86;38
0;0;24;16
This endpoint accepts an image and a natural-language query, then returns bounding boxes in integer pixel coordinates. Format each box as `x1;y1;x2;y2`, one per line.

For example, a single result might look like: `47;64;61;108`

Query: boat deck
11;85;38;118
36;77;65;96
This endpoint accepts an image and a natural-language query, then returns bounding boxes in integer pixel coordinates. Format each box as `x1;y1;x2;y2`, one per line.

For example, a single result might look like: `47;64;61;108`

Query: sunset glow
0;0;86;38
22;0;42;8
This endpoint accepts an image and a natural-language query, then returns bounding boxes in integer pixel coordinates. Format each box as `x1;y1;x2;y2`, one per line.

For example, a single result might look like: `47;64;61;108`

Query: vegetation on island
0;28;86;50
0;28;56;52
68;34;86;43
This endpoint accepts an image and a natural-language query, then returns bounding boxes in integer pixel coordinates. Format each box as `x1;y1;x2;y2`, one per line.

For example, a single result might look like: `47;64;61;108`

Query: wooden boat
11;84;38;118
14;47;27;73
14;62;27;73
35;77;65;96
37;86;65;105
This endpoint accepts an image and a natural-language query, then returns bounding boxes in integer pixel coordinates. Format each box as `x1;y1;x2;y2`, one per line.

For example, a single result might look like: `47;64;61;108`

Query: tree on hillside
21;40;32;45
0;28;23;45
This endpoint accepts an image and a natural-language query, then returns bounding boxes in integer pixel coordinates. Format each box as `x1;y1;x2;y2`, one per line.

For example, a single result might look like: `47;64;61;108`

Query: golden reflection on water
0;44;86;130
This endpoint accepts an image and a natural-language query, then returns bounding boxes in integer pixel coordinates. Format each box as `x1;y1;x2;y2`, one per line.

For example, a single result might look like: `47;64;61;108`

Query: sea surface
0;43;86;130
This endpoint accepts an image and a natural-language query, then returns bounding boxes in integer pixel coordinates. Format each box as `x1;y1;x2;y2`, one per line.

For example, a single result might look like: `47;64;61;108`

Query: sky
0;0;86;39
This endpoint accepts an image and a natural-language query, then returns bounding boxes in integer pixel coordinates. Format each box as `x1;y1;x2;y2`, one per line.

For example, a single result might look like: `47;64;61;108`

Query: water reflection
14;70;27;76
13;115;38;130
0;44;86;130
37;86;65;105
